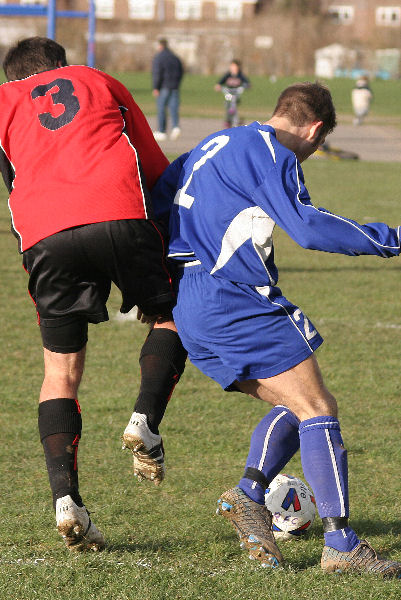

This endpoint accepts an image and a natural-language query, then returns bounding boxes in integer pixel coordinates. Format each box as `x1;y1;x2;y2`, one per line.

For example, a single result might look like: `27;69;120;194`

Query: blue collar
248;121;276;137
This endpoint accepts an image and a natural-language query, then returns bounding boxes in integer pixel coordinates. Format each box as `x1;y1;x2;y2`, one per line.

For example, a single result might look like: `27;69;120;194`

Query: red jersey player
0;37;186;551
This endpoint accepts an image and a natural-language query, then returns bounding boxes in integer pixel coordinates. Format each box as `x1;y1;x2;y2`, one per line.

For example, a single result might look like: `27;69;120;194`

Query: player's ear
307;121;323;142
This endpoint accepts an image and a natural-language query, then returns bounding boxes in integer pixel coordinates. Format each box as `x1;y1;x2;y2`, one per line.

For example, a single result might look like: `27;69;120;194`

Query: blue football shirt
157;122;400;287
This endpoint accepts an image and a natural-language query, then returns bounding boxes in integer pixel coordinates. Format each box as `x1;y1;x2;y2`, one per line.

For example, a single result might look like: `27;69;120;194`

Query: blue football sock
299;416;360;553
239;406;300;504
324;527;360;552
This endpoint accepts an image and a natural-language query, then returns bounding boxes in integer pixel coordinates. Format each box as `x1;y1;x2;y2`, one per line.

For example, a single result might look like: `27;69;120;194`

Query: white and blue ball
265;474;316;541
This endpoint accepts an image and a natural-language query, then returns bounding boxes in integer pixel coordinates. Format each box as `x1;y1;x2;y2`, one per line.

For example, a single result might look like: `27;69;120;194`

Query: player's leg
217;358;327;567
237;353;338;421
122;318;187;485
23;231;109;551
174;270;400;574
217;369;316;569
39;347;84;510
237;358;401;576
238;405;300;505
38;346;105;551
173;267;290;566
40;345;86;402
94;219;186;485
132;319;186;435
216;403;300;569
237;361;351;544
233;356;334;507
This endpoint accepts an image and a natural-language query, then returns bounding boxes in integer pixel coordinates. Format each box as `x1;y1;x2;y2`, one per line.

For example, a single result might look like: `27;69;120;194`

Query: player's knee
303;391;338;419
42;345;86;400
40;318;88;354
140;327;187;379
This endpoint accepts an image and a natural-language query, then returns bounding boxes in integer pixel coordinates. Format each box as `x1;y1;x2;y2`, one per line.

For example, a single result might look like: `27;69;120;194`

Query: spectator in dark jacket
152;39;184;141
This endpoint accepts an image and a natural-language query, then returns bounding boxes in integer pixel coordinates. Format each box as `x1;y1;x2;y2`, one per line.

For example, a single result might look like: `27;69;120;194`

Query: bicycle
221;86;244;128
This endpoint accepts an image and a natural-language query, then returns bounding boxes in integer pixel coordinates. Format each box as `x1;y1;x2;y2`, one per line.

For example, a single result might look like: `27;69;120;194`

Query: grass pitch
0;127;400;598
114;71;401;124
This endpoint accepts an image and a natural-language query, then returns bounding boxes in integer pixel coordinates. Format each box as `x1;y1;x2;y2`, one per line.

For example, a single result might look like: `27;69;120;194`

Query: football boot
122;412;165;485
321;540;401;577
56;495;105;551
216;486;283;568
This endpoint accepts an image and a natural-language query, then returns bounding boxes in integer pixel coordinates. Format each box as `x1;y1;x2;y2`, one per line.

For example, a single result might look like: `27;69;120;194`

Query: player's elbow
293;233;325;251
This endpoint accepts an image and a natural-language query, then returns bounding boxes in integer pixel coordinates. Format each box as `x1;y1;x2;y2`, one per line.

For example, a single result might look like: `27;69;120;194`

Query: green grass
1;158;401;598
110;72;401;124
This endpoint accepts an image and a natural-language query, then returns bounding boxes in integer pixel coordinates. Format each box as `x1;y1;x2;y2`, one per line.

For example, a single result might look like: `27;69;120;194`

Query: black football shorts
23;219;175;353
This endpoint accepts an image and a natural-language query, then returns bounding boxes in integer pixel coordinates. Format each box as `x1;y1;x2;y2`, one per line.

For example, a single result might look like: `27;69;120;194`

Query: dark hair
273;82;337;137
158;38;168;49
3;37;67;81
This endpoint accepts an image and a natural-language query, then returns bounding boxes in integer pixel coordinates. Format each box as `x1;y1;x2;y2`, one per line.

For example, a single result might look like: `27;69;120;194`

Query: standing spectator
351;76;373;126
152;38;184;142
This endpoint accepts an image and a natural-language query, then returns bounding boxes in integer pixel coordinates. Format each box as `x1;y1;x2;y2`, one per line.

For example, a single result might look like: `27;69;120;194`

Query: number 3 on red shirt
31;78;80;131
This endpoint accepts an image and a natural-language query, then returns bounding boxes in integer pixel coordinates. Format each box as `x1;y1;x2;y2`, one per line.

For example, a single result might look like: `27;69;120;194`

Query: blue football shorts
172;264;323;390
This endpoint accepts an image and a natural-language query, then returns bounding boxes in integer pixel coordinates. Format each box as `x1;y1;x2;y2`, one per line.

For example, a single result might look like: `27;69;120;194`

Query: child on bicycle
214;59;251;93
214;60;250;127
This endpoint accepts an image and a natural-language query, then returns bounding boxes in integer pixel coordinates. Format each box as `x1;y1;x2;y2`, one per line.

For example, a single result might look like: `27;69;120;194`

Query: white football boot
122;412;165;485
56;495;105;551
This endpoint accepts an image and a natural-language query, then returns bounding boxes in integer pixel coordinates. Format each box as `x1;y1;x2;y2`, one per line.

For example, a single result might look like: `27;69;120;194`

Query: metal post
87;0;96;67
47;0;56;39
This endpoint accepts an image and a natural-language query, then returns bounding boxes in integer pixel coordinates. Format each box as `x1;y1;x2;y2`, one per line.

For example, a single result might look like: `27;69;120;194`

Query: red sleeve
109;76;169;189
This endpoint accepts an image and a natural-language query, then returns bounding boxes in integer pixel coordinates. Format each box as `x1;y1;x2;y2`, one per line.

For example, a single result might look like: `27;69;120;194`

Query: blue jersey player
155;82;401;576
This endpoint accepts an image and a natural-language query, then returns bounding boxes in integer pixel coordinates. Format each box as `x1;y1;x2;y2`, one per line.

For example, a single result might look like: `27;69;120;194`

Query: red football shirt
0;65;169;251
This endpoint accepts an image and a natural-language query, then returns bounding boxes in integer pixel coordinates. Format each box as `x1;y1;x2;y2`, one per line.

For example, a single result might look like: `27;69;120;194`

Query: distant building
0;0;399;75
315;43;357;78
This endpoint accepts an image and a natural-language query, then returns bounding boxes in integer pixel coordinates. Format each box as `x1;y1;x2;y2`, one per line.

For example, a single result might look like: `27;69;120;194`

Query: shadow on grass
105;518;401;551
106;536;323;572
281;264;400;274
344;519;401;550
286;520;401;572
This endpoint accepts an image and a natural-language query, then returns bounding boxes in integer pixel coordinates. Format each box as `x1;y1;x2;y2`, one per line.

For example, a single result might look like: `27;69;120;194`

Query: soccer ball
264;474;316;541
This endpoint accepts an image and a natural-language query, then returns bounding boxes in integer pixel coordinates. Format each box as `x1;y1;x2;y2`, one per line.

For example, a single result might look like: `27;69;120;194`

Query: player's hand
136;309;168;325
136;309;156;324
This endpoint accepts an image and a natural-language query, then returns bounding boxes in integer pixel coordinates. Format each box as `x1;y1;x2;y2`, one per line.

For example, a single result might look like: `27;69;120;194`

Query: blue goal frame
0;0;96;67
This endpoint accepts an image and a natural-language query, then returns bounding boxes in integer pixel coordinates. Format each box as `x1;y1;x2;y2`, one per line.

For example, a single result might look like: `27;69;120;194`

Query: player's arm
120;93;169;188
0;147;14;193
151;152;191;222
123;100;169;189
108;75;169;188
253;158;401;258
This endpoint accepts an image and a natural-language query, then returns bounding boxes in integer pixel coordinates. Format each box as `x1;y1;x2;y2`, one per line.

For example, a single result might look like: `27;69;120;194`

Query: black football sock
134;328;187;434
38;397;83;510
